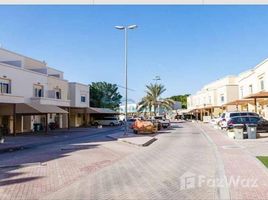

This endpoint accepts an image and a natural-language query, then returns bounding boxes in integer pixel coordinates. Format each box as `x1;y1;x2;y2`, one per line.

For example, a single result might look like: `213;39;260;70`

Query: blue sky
1;6;268;102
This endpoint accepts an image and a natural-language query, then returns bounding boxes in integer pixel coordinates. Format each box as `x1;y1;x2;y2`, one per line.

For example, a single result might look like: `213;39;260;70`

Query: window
249;85;253;94
81;96;86;102
230;113;240;117
208;96;211;104
0;78;11;94
240;86;244;98
34;85;44;97
250;117;260;123
220;94;224;103
55;88;61;99
260;78;265;91
240;117;250;123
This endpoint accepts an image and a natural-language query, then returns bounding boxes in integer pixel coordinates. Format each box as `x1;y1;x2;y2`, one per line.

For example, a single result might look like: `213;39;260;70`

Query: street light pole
124;27;128;136
115;24;137;135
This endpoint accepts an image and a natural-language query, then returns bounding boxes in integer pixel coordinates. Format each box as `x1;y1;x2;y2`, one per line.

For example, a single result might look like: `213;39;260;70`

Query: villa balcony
30;97;71;107
0;93;24;104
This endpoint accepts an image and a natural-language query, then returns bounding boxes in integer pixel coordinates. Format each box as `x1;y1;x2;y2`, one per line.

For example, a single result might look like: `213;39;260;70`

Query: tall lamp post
115;24;138;135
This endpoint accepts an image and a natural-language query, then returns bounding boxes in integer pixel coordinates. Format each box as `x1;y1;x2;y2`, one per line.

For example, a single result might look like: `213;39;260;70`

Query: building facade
69;82;90;127
187;76;239;119
0;48;92;134
237;59;268;118
187;57;268;120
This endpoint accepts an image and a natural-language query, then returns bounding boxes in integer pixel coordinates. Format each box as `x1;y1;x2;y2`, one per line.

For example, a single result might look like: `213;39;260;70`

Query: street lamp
115;24;138;135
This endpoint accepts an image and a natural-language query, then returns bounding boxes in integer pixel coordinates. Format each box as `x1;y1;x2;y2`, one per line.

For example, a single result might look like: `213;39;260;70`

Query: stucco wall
69;83;89;108
0;63;48;103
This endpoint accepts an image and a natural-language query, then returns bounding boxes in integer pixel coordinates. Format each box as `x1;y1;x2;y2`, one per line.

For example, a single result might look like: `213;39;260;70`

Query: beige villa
0;48;116;135
187;76;239;120
187;57;268;120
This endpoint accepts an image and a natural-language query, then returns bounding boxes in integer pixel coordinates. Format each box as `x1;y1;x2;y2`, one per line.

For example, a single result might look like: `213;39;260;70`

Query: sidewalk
196;122;268;200
0;127;122;154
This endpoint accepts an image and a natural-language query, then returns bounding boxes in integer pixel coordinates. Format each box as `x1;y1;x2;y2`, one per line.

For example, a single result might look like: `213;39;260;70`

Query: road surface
43;122;223;200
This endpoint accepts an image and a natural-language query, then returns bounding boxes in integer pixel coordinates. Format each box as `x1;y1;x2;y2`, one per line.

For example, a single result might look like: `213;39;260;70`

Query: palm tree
137;83;174;116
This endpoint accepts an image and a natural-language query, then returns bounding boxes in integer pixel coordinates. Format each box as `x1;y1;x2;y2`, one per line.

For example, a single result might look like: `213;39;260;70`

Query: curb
106;134;157;147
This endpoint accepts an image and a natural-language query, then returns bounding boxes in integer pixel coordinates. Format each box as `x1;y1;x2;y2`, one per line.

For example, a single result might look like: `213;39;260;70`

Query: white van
92;117;120;126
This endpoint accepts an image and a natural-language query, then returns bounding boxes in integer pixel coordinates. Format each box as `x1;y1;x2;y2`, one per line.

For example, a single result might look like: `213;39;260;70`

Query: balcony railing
31;97;70;107
0;93;24;103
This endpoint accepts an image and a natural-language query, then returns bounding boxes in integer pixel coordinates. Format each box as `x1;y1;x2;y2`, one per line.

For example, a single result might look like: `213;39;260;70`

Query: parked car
92;117;120;126
132;119;158;134
119;120;124;126
127;118;136;129
146;119;161;131
219;111;259;129
210;117;222;125
227;116;268;132
153;116;171;129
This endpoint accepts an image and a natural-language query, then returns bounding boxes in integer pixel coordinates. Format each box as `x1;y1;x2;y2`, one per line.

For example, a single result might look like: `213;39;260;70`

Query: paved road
0;127;139;200
44;122;222;200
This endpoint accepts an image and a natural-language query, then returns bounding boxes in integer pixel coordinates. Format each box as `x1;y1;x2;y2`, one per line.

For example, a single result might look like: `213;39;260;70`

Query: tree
169;94;190;109
137;83;175;116
90;82;122;110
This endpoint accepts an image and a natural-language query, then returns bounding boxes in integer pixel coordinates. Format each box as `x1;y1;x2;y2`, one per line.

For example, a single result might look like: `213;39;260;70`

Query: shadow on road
0;127;121;187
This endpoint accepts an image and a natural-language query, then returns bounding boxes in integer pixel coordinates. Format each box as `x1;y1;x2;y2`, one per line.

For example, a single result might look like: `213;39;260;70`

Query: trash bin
233;124;244;139
33;123;43;132
0;127;4;143
247;124;257;139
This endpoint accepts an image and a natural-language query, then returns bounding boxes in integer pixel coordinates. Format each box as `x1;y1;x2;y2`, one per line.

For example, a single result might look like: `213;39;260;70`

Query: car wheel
110;122;115;126
94;122;98;126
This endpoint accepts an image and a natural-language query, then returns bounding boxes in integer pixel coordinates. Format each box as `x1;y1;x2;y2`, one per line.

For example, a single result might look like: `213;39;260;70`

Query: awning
223;99;254;106
16;103;68;114
203;105;223;109
244;91;268;99
87;107;118;114
188;108;200;113
188;105;223;113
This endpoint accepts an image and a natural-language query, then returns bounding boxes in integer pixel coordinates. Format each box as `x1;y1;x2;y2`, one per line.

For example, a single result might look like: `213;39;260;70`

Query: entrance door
2;116;10;135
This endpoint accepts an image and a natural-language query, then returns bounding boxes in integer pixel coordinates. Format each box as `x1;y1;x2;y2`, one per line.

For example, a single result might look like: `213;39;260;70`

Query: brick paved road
8;122;268;200
0;127;139;200
43;122;221;200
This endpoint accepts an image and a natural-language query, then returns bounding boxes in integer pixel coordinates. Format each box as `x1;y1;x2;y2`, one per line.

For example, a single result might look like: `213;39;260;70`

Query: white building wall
68;82;89;108
238;59;268;98
187;76;239;109
0;63;48;103
0;48;88;132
